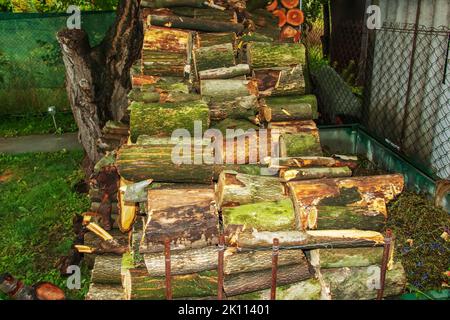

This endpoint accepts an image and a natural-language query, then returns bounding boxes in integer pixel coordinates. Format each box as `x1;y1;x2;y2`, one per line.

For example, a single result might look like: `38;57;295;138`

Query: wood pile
81;0;407;300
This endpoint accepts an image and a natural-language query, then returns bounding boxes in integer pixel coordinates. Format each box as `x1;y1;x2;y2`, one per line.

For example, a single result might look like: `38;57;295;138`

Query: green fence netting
0;11;116;115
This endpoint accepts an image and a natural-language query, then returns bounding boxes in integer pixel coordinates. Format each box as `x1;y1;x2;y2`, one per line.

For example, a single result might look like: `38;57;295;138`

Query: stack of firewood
81;0;408;300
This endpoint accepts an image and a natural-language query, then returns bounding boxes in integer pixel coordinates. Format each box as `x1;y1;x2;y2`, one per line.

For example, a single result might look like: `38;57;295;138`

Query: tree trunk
309;247;384;269
216;171;288;209
279;132;323;157
224;263;313;297
224;248;306;275
86;283;124;300
128;100;209;141
147;15;245;33
208;95;258;121
124;268;217;300
57;0;143;172
199;64;250;80
200;79;259;101
279;167;352;182
143;246;218;276
254;65;306;97
91;255;123;285
194;43;236;72
225;228;385;250
246;42;306;69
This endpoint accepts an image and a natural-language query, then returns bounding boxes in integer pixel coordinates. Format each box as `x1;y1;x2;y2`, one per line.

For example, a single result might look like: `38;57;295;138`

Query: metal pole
270;238;279;300
217;234;225;300
377;229;393;300
164;238;172;300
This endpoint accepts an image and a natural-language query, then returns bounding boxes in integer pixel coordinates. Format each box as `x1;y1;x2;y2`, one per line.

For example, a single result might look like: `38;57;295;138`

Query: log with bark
269;156;358;170
142;51;188;77
124;268;217;300
171;7;237;23
268;120;319;134
224;248;306;275
309;247;384;269
259;95;318;121
147;15;245;33
199;64;250;80
254;65;307;97
246;42;306;69
128;99;209;141
230;278;323;300
86;283;124;300
141;0;208;9
216;171;288;209
320;262;407;300
210;118;259;134
225;228;385;250
287;174;404;230
143;26;192;54
279;132;323;157
197;32;237;47
194;43;236;72
209;95;258;121
142;185;218;253
279;166;352;182
224;263;313;296
144;246;218;276
200;79;259;101
91;255;123;285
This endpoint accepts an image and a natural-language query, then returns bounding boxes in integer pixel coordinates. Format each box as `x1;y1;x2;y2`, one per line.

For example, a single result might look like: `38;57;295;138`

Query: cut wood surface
208;95;258;121
224;263;313;296
279;167;352;182
144;246;218;276
85;283;124;300
246;42;306;69
147;15;245;33
91;255;123;285
129;100;209;141
194;43;235;72
320;262;406;300
118;178;137;233
124;268;217;300
230;278;322;300
143;186;218;253
200;79;259;101
225;228;385;250
216;171;287;209
199;64;250;80
254;65;306;97
224;248;306;275
309;247;384;269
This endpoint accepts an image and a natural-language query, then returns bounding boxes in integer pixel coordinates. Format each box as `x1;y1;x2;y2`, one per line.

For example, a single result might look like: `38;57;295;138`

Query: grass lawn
0;112;78;138
0;150;90;300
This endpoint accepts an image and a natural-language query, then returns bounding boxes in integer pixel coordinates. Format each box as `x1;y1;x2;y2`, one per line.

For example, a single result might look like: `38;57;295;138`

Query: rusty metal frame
377;229;393;300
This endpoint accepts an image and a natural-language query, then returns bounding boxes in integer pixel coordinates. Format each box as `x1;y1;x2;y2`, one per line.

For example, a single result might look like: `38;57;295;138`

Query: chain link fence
0;11;116;115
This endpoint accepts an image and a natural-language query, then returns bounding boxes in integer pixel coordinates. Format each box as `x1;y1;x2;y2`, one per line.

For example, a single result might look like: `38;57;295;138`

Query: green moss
210;118;258;135
266;95;318;119
222;199;295;231
249;42;307;69
283;133;322;157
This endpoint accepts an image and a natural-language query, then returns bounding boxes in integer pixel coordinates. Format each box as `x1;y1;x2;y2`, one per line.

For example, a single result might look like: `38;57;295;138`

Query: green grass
0;150;90;300
0;112;78;137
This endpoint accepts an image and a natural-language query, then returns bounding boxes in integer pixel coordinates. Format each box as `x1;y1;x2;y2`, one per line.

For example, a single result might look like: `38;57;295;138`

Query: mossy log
254;65;306;97
269;156;358;170
141;0;206;8
200;79;259;101
224;263;313;296
216;171;288;209
142;51;188;77
208;95;258;121
279;132;323;157
147;15;245;33
91;255;123;285
222;199;296;232
124;268;217;300
260;95;318;121
171;7;237;22
142;186;218;253
229;278;323;300
210;118;259;135
225;228;385;250
194;43;235;72
287;174;404;230
268;120;319;134
128;87;199;104
224;248;306;275
128;100;209;141
86;283;124;300
246;42;306;69
320;262;407;300
199;64;250;80
309;247;384;269
143;246;218;276
143;26;192;53
197;32;237;47
279;167;352;182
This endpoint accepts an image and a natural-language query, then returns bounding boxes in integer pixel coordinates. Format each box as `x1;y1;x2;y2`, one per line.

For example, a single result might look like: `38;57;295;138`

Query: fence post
377;229;393;300
164;238;172;300
270;238;279;300
217;234;225;300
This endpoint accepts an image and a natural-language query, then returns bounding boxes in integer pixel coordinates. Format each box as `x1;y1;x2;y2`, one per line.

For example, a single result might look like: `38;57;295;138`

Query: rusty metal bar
377;229;393;300
217;234;225;300
270;238;279;300
164;238;172;300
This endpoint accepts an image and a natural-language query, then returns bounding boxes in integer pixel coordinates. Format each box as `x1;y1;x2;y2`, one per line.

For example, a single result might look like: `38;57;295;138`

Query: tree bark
224;263;313;297
210;118;259;134
246;42;306;69
57;0;143;172
279;132;323;157
197;32;237;47
309;247;384;269
86;283;124;300
200;79;259;101
279;167;352;182
199;64;250;80
194;43;236;72
91;255;123;285
269;156;358;170
254;65;307;97
147;15;245;33
141;0;206;8
208;95;258;121
260;95;318;121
